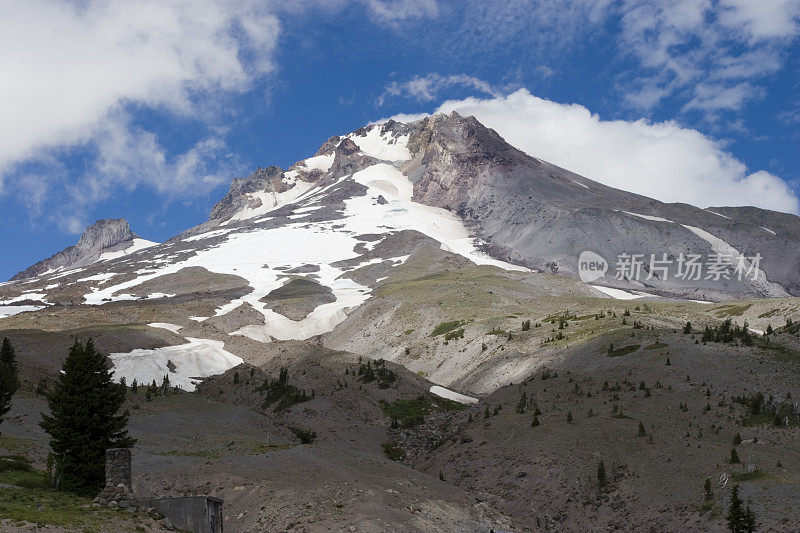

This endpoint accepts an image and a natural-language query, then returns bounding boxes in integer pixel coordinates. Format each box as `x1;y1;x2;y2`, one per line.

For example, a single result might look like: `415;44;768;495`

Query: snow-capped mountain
2;112;799;387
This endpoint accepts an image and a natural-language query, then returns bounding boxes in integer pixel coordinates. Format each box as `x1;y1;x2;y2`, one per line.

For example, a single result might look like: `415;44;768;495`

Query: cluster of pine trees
701;318;754;346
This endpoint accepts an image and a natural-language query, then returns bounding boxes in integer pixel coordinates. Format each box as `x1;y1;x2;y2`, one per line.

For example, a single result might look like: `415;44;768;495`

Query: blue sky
1;0;799;280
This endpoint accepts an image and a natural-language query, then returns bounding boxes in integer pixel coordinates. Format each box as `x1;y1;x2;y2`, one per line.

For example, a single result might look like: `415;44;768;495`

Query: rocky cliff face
11;218;144;280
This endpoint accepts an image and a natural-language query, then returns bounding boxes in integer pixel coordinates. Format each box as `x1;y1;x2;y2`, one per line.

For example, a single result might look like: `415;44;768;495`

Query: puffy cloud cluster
0;0;279;199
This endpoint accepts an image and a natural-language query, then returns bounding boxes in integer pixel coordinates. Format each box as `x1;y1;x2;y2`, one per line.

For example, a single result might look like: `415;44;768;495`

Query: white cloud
617;0;800;114
391;89;800;214
378;73;500;105
361;0;439;24
719;0;800;41
0;0;279;193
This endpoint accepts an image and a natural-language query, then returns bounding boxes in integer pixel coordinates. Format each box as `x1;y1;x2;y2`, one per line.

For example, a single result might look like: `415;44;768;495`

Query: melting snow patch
98;238;158;262
300;153;335;173
147;322;183;334
77;273;117;284
109;338;243;392
590;285;651;300
182;228;236;242
225;180;316;223
681;224;788;297
706;210;731;220
0;305;45;318
760;227;777;236
348;164;528;272
572;180;589;190
349;128;412;161
430;385;478;404
622;211;674;223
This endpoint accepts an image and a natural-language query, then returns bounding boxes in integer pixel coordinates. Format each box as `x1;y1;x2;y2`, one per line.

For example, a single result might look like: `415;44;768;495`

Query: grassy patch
0;460;142;529
758;309;781;319
611;413;634;420
608;345;641;357
444;328;465;341
0;436;35;456
644;342;669;350
155;449;222;459
758;342;800;363
380;395;467;428
430;321;465;337
732;469;766;482
382;441;406;461
712;303;752;318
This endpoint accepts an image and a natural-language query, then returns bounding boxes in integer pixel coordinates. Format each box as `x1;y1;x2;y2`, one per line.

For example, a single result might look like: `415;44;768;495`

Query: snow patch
706;210;731;220
300;153;335;173
147;322;183;334
226;180;316;223
348;164;528;272
349;127;412;161
0;305;45;318
98;238;158;262
622;211;674;223
109;337;243;392
590;285;651;300
760;227;776;236
681;224;788;297
430;385;478;404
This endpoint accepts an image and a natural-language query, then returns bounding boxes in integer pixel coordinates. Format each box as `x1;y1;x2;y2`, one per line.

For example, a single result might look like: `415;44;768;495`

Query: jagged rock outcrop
11;218;146;280
208;166;286;221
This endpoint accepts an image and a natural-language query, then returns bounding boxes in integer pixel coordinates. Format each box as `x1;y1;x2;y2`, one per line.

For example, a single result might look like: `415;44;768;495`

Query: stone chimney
94;448;135;508
105;448;131;488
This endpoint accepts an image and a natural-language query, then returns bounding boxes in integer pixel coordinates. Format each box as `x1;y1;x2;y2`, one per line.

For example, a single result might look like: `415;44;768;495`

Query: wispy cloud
617;0;800;115
378;74;501;106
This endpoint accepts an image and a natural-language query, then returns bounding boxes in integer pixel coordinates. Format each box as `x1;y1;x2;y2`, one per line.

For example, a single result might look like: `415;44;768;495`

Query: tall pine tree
40;338;135;493
0;337;20;433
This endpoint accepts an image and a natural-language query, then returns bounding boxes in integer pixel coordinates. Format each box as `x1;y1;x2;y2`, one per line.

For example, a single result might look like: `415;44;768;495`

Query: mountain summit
11;218;156;280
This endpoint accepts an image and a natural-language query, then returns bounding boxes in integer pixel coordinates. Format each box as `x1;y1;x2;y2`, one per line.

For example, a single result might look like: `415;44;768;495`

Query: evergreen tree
730;448;740;464
40;339;135;494
566;410;573;423
1;337;18;375
683;321;692;334
597;460;606;487
515;392;527;414
704;478;713;501
638;421;646;437
727;484;756;532
0;337;20;432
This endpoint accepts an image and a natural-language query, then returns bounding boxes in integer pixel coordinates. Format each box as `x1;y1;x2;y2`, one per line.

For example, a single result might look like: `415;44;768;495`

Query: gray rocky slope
393;114;799;299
